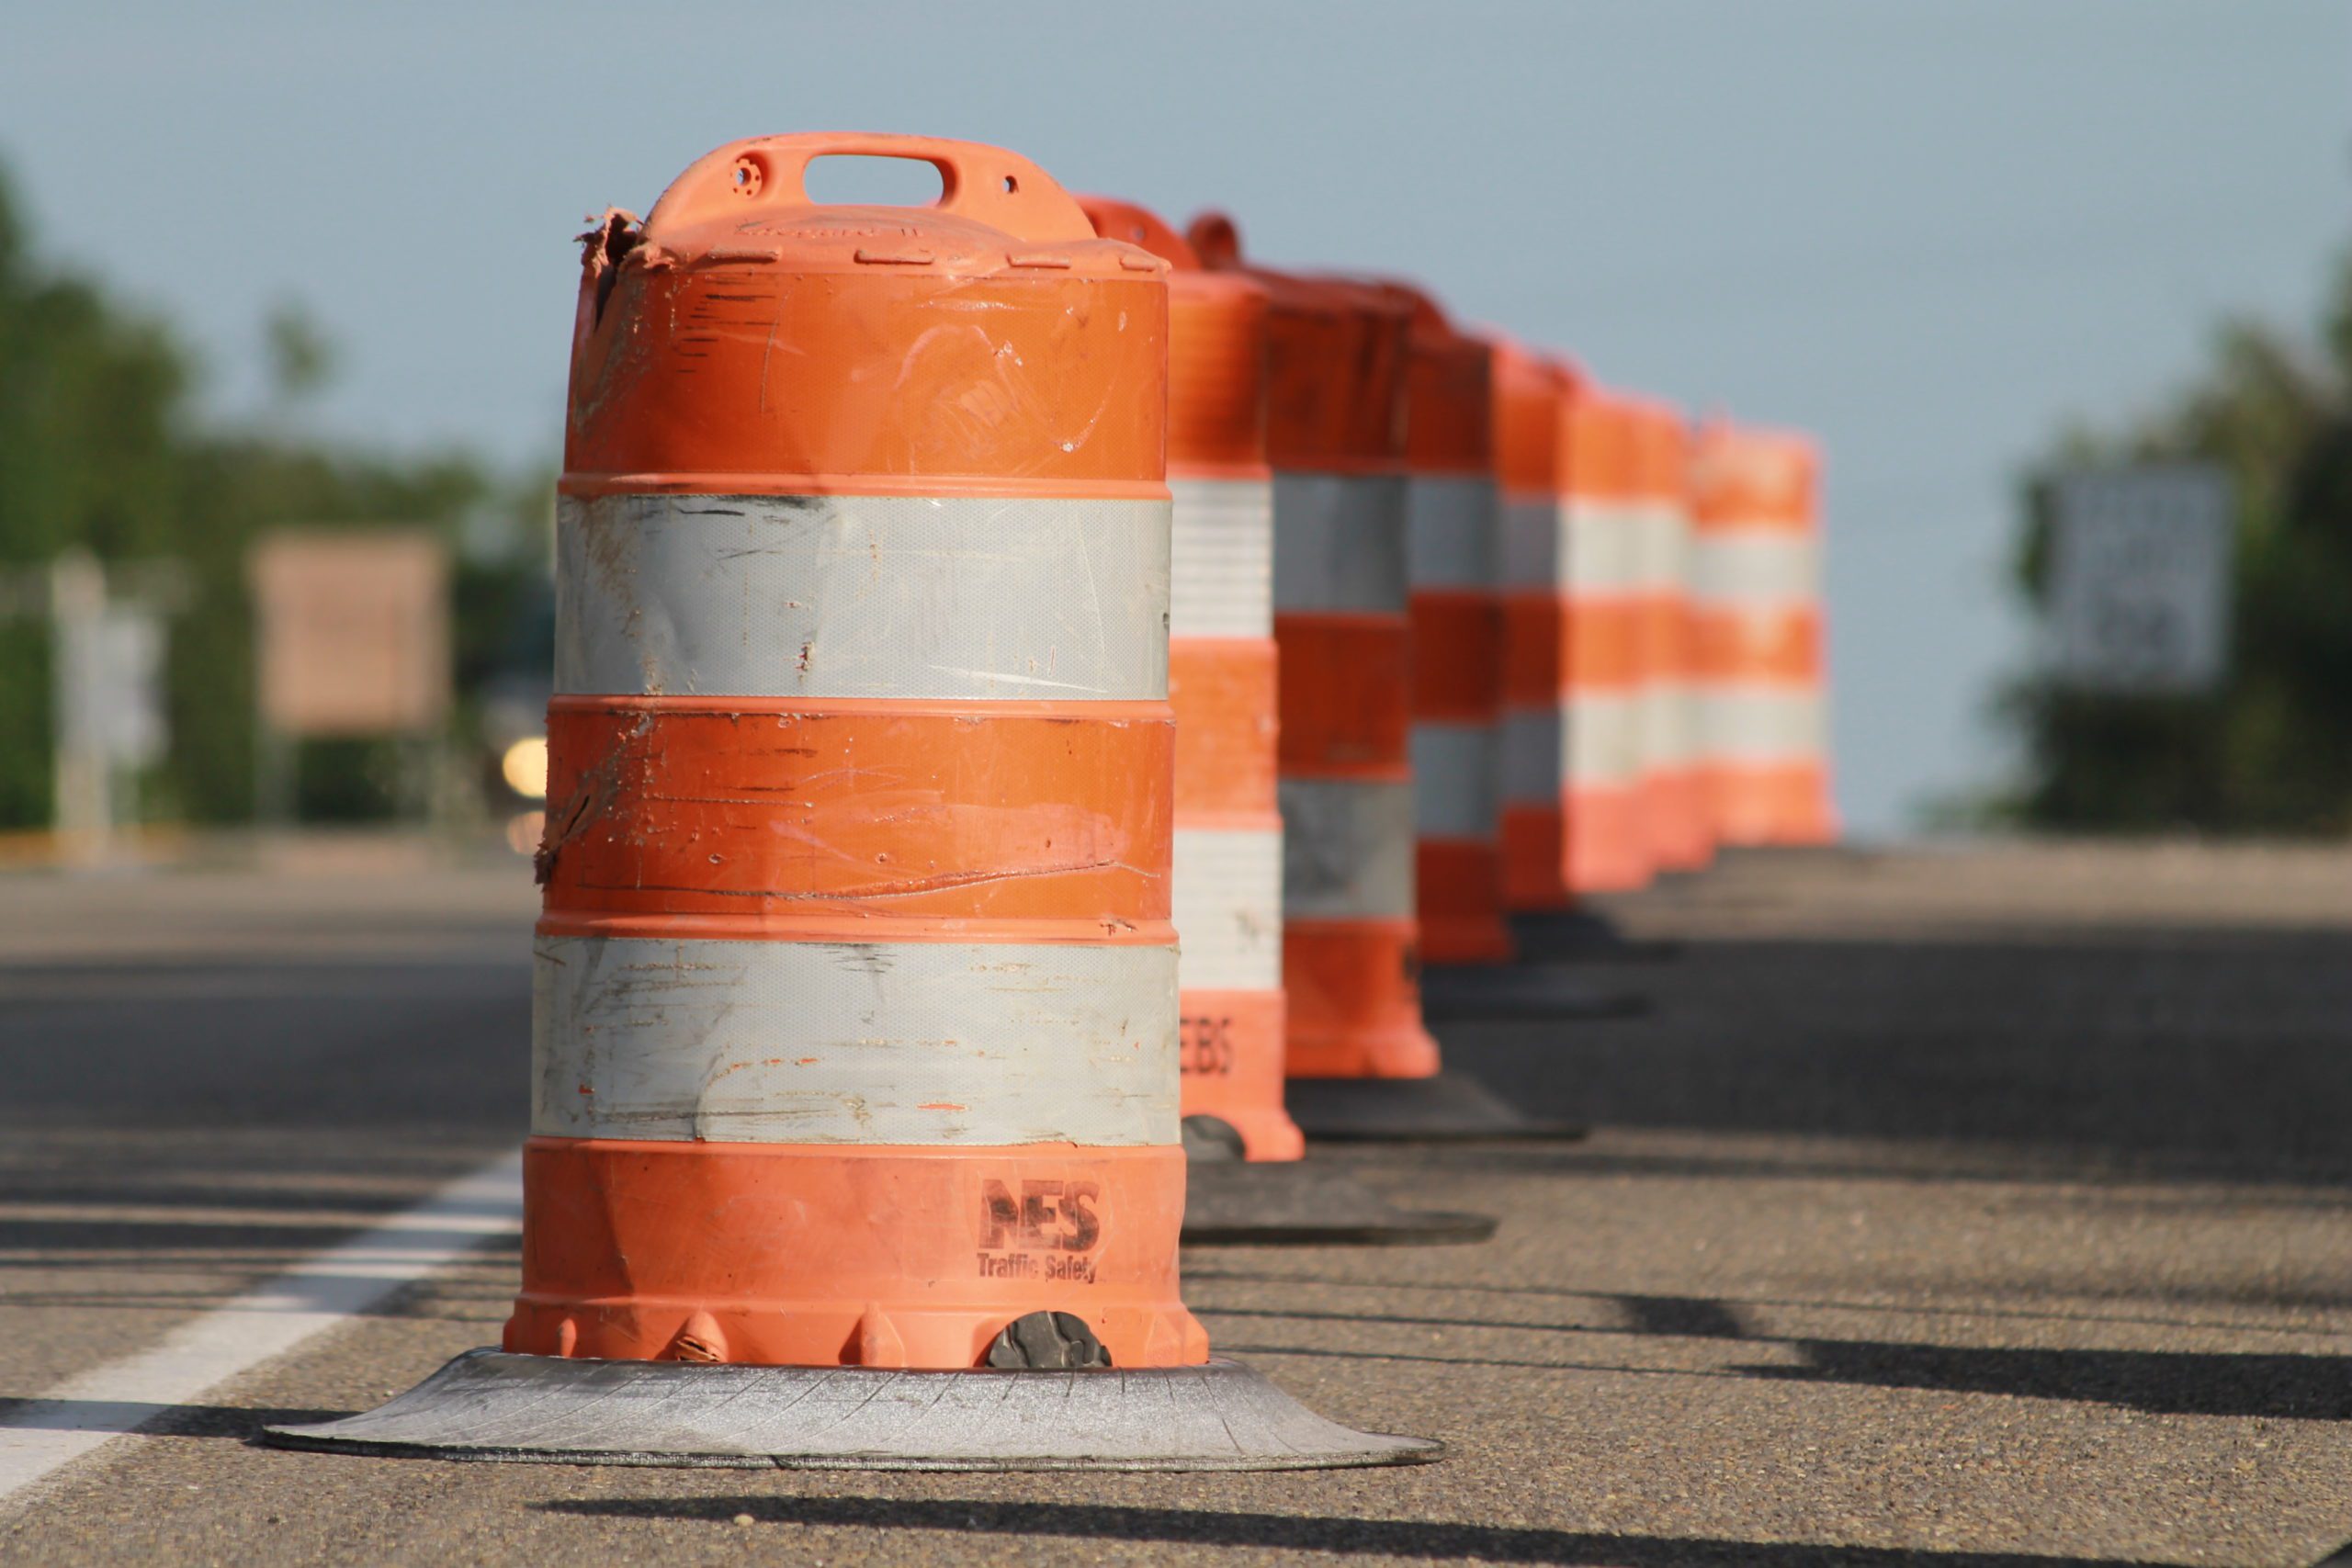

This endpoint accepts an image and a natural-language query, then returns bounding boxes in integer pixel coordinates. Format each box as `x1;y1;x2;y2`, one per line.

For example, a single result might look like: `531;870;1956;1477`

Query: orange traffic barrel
1192;217;1576;1143
1690;420;1837;846
1189;216;1433;1084
268;136;1432;1472
1399;291;1515;966
1623;397;1712;874
1076;197;1301;1166
1499;367;1655;909
1491;344;1574;920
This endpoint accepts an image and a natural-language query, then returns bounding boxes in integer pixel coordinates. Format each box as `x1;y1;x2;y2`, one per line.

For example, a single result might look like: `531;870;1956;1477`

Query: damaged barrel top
566;133;1170;500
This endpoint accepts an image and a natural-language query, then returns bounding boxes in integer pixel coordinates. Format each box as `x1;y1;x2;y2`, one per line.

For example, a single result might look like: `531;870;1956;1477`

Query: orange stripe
1500;596;1645;703
1706;761;1838;847
1168;458;1274;484
1641;767;1715;874
1559;389;1639;502
1690;607;1823;682
1416;840;1515;965
507;1138;1203;1369
1276;615;1411;773
1691;422;1819;530
558;472;1169;502
1631;593;1688;681
1170;639;1277;816
1248;274;1411;471
1558;784;1653;894
1490;340;1564;497
1176;988;1300;1162
1622;396;1690;499
1168;277;1272;472
1405;318;1490;472
1410;592;1504;722
1501;807;1573;910
1283;920;1438;1079
1500;786;1654;903
540;699;1170;929
567;272;1168;489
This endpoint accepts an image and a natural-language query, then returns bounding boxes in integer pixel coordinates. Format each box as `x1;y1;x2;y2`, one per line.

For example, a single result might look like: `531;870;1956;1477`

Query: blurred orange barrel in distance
1690;422;1837;847
1192;213;1440;1082
1500;368;1654;908
1398;291;1514;964
514;133;1208;1371
1624;397;1711;874
1077;196;1302;1163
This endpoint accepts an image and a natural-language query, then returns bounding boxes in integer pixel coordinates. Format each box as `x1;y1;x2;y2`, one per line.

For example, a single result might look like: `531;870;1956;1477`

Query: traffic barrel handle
1080;196;1204;268
1186;211;1242;268
644;130;1099;243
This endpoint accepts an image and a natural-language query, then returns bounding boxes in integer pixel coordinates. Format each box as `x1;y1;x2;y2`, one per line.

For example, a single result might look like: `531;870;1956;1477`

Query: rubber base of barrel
1419;964;1651;1022
1182;1158;1497;1247
263;1350;1439;1472
1283;1071;1586;1143
1507;910;1681;964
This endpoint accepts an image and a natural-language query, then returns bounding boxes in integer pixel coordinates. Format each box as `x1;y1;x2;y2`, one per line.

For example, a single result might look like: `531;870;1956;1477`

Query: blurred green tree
0;163;547;829
2002;257;2352;834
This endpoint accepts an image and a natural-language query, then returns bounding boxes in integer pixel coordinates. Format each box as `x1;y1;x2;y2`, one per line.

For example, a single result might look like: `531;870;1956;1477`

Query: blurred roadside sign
2047;464;2233;694
251;531;449;735
57;603;166;766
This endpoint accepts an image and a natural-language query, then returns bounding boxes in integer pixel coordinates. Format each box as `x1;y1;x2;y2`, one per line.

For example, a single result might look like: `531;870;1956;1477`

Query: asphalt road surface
4;838;2351;1565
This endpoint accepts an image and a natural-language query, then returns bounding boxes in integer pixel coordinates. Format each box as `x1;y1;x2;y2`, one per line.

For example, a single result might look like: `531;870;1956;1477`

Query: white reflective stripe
1279;778;1415;919
556;492;1170;701
1639;682;1699;770
1272;473;1408;614
532;937;1177;1146
1563;502;1638;592
1500;712;1557;806
1170;478;1272;640
1500;696;1644;803
1690;533;1820;609
1624;504;1690;596
1696;686;1826;763
1498;500;1555;589
1172;826;1282;991
1497;499;1641;592
1406;476;1498;590
1410;722;1498;839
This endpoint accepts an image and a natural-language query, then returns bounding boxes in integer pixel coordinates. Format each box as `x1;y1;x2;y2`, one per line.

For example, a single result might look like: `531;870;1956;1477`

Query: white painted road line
0;1153;522;1506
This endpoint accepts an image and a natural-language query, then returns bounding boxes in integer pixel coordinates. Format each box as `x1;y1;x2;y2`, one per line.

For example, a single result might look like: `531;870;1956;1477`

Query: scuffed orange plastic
505;1140;1205;1370
528;134;1199;1370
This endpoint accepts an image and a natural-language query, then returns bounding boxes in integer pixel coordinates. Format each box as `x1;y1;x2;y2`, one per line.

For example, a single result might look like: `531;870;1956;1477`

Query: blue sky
5;1;2345;835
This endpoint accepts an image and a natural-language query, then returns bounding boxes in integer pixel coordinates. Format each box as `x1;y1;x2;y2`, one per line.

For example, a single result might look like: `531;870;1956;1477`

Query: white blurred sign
2048;465;2233;694
57;606;169;766
56;603;167;766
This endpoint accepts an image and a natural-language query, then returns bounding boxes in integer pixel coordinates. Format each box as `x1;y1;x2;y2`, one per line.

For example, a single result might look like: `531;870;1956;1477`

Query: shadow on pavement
543;1495;2177;1566
1751;1339;2352;1420
1204;1289;2352;1420
1439;925;2352;1185
1193;1284;2352;1341
1212;1339;2352;1423
0;1398;353;1436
